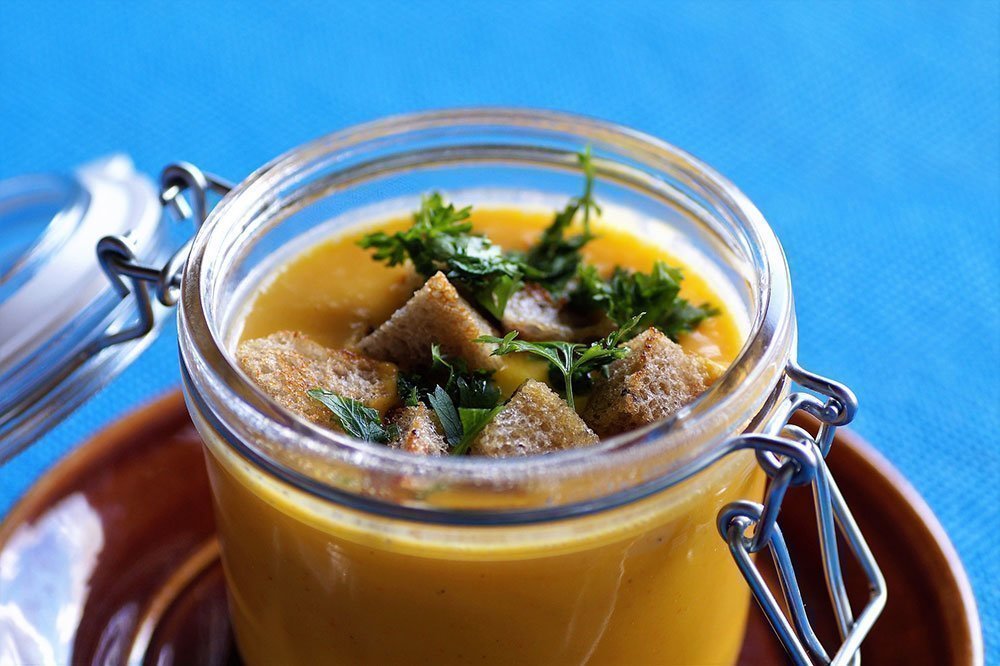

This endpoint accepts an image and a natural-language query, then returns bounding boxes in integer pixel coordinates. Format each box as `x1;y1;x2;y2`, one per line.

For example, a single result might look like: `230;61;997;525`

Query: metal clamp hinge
718;361;886;666
90;164;233;352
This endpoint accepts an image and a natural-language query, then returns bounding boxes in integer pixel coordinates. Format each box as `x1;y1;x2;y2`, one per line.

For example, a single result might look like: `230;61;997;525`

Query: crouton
581;327;720;437
501;282;615;342
357;272;501;371
388;404;448;456
237;330;398;426
471;380;599;457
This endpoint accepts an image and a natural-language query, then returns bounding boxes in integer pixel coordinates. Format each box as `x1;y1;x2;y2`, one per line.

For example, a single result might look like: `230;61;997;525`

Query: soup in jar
200;151;762;665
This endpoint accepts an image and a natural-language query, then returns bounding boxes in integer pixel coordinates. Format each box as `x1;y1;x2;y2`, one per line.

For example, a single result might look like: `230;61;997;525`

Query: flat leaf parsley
307;390;399;443
398;344;505;455
520;147;601;291
476;314;642;409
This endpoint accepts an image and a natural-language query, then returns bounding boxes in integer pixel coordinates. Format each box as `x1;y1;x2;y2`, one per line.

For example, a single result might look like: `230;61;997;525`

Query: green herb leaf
307;389;399;444
522;147;601;291
428;344;502;409
481;330;575;370
419;346;504;454
357;194;472;270
570;264;613;312
454;372;501;410
571;261;718;341
427;387;503;457
474;274;523;320
430;343;452;375
651;299;721;341
573;314;641;370
475;316;639;409
453;405;505;456
427;385;464;447
397;374;423;407
359;193;523;318
359;149;602;318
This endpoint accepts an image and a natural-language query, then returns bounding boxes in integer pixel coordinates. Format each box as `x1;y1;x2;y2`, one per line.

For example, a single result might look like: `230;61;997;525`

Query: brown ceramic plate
0;391;983;665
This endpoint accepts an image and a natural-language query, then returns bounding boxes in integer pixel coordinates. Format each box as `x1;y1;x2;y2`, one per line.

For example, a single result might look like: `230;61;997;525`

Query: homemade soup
201;169;762;664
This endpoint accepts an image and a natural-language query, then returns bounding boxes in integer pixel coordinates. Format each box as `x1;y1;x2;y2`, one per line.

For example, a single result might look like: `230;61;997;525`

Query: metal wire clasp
91;164;233;351
718;361;886;665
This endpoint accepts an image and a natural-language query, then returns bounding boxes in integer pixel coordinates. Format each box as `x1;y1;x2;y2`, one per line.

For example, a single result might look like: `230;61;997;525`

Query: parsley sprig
398;344;505;455
398;345;501;408
309;344;506;454
520;148;601;291
476;314;642;409
427;386;503;456
358;194;523;319
359;149;602;318
573;262;719;341
307;390;400;443
359;148;717;341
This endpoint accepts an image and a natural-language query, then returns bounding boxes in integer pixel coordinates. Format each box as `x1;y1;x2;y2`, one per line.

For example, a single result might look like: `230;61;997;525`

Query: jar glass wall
178;109;795;665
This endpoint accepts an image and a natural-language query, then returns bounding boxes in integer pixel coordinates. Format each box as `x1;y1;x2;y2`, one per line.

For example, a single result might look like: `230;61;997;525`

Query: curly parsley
359;149;602;319
359;148;716;339
572;262;718;341
520;147;601;291
359;194;523;319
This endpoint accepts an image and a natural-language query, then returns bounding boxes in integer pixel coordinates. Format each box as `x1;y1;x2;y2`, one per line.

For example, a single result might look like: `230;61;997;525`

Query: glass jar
170;109;880;666
0;109;882;665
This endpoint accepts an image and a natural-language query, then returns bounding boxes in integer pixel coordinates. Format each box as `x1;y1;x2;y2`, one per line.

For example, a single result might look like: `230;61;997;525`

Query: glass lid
0;155;169;463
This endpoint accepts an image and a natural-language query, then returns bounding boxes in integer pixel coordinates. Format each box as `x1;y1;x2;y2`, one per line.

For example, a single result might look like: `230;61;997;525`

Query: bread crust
501;282;615;342
237;330;399;427
357;272;501;371
472;379;599;457
388;404;448;456
581;327;720;437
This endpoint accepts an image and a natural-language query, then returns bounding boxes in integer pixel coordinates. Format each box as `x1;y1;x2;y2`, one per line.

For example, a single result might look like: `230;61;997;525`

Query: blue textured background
1;1;997;658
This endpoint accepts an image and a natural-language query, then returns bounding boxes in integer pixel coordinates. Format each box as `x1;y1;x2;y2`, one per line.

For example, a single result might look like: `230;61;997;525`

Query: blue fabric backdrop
1;1;997;657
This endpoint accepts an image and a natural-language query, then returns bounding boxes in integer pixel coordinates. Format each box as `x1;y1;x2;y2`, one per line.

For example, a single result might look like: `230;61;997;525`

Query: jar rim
178;107;795;522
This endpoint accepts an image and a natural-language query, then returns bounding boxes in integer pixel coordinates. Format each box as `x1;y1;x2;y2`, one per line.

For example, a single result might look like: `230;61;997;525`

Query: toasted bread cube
357;272;501;371
237;330;398;427
581;327;721;437
501;282;615;342
389;404;448;456
471;380;599;457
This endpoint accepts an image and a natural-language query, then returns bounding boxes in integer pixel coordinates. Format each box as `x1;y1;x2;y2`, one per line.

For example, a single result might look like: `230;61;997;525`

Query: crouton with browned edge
501;282;615;342
357;272;501;371
472;379;599;457
237;330;398;426
581;327;722;437
389;403;448;456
